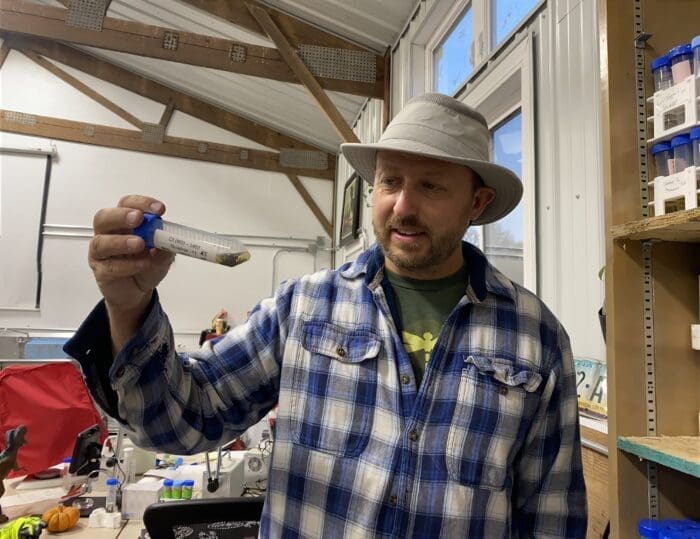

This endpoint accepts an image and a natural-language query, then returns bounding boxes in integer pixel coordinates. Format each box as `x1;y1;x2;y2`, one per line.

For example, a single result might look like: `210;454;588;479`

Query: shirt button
400;375;410;384
408;429;419;442
115;366;125;378
497;385;509;396
336;346;346;357
389;494;397;506
130;347;140;358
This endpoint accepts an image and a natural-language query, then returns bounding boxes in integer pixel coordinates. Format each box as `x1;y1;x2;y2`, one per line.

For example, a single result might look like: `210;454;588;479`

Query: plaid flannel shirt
65;242;586;538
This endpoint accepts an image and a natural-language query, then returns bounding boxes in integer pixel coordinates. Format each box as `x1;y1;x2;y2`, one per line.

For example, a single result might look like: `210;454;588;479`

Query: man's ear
468;186;496;222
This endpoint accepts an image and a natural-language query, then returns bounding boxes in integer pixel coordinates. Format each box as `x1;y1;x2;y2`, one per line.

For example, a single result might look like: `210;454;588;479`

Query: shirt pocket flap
302;321;381;363
465;355;543;393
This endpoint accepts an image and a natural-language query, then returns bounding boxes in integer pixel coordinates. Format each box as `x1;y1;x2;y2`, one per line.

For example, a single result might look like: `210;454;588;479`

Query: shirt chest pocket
445;355;543;490
290;321;381;457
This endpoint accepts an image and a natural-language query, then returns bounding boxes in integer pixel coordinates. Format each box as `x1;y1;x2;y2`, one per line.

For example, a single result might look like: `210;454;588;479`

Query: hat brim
340;140;523;225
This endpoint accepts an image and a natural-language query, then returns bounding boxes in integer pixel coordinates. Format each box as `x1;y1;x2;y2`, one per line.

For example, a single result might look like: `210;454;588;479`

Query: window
433;7;474;96
492;0;540;47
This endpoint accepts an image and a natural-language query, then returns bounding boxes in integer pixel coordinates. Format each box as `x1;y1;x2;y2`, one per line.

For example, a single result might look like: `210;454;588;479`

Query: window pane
484;111;523;285
493;0;538;46
433;7;473;95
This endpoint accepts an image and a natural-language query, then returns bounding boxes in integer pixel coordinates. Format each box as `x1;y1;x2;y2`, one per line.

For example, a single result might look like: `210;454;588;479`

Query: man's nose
392;187;419;216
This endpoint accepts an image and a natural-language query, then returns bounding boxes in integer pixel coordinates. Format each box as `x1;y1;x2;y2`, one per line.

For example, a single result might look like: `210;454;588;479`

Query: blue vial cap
62;457;71;463
106;478;119;486
668;44;692;60
182;480;194;487
690;126;700;140
172;480;183;487
162;479;173;487
671;135;690;148
133;213;163;249
639;519;663;537
692;36;700;50
651;142;672;154
651;55;670;71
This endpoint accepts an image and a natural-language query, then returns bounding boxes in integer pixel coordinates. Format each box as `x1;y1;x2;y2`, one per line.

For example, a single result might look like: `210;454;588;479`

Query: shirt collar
340;241;517;303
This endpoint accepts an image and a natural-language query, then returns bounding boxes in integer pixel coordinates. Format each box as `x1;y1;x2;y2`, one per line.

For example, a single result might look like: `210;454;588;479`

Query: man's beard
374;216;465;272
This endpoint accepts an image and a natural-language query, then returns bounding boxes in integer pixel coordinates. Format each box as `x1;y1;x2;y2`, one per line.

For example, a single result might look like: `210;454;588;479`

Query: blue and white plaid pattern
66;242;586;538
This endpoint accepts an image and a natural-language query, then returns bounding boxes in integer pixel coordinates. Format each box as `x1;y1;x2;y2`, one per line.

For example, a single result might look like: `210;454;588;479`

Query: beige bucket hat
340;93;523;225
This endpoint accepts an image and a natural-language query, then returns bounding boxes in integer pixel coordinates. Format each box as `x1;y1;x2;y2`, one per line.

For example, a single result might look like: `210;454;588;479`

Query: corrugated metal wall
336;0;606;363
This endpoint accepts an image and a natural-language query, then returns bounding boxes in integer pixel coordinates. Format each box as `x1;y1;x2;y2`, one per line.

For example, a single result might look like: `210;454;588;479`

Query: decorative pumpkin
41;504;80;533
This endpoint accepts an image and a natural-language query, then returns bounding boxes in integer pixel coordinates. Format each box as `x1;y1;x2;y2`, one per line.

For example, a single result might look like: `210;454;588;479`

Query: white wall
335;0;606;363
0;48;332;351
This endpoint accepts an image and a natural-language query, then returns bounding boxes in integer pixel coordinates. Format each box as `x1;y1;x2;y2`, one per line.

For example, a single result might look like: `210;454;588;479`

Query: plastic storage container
693;35;700;75
122;447;135;484
134;213;251;267
638;519;700;538
651;142;674;177
671;134;692;172
690;126;700;166
171;479;182;500
161;478;173;499
105;477;119;513
668;44;694;84
651;55;674;91
181;479;194;500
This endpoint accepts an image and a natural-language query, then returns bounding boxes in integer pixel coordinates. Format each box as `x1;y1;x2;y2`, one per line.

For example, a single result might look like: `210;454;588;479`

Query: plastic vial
134;213;251;268
690;126;700;167
122;447;135;485
161;478;173;500
693;36;700;76
668;44;693;85
171;479;182;500
651;55;673;92
181;479;194;500
671;135;692;172
105;477;119;513
61;457;72;491
651;142;674;177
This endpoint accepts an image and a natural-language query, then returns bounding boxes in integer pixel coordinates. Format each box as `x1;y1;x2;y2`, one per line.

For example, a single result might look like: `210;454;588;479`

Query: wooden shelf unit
600;0;700;535
617;436;700;479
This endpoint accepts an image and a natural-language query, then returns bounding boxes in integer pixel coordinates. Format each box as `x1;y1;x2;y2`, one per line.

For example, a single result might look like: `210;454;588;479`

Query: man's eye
379;177;397;187
423;183;444;192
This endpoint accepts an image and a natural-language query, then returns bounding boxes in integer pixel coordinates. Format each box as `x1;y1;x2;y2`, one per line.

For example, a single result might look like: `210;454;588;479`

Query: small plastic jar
651;142;674;177
690;126;700;166
181;479;194;500
651;55;673;92
693;35;700;75
105;477;119;513
638;519;662;538
171;479;182;500
671;135;692;172
161;478;173;499
668;44;693;84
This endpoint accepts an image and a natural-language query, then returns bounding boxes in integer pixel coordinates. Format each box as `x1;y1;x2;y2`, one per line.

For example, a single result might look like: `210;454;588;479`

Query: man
65;93;586;537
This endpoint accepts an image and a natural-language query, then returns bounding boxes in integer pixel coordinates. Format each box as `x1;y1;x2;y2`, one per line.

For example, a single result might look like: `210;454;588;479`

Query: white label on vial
153;229;217;263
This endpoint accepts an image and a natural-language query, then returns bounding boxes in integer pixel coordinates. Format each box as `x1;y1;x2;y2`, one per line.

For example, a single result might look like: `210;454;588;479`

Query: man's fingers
90;234;145;261
93;196;165;234
89;252;151;280
117;195;165;215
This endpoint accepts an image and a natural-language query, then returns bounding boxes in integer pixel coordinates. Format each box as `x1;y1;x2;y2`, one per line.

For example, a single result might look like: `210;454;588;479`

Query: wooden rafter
159;99;175;130
20;49;144;130
4;34;328;154
0;0;382;98
247;4;359;144
0;109;335;181
286;174;332;237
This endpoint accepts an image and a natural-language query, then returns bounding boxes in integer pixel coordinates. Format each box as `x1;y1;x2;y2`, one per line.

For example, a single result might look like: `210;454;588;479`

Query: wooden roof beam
0;109;335;180
286;174;332;237
0;41;9;70
3;33;330;155
0;0;382;98
247;3;359;144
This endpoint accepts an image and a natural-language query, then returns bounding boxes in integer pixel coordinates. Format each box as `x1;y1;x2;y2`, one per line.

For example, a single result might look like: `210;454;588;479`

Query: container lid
172;480;183;487
690;126;700;140
651;142;672;154
650;55;670;71
62;457;71;463
639;519;662;537
182;480;195;486
163;479;173;486
133;212;164;249
670;135;690;148
692;36;700;49
668;44;692;59
106;477;119;486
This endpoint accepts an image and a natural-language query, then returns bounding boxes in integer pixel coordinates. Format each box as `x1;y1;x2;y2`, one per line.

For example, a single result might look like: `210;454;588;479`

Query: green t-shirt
385;265;468;386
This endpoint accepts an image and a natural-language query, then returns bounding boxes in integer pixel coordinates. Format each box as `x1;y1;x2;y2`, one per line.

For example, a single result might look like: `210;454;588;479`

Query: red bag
0;362;107;477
